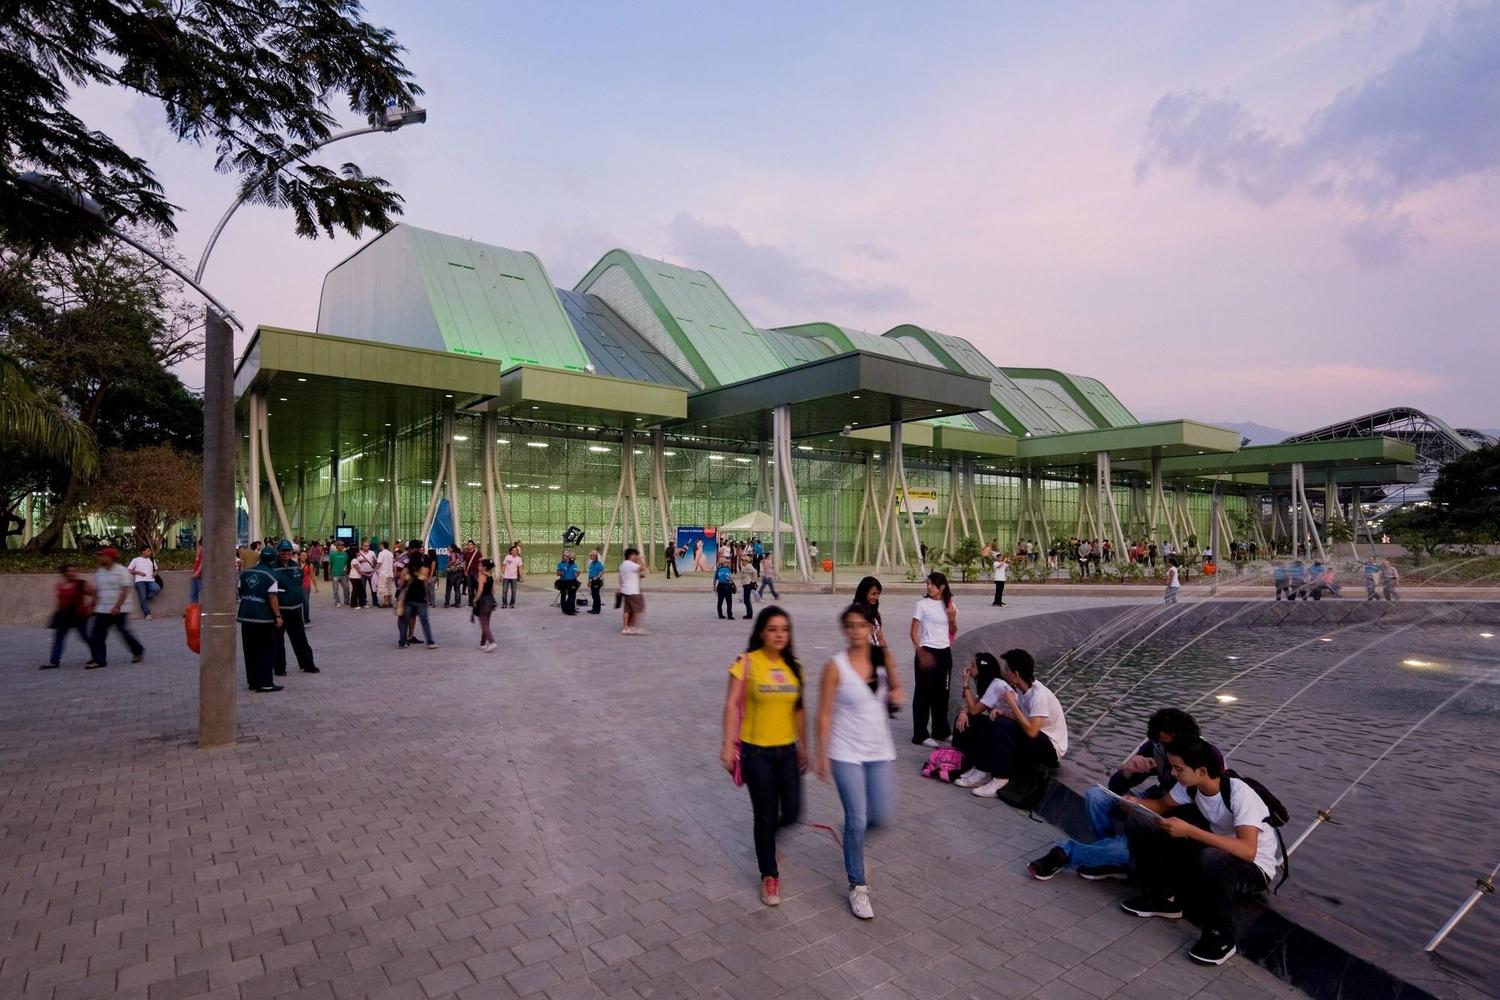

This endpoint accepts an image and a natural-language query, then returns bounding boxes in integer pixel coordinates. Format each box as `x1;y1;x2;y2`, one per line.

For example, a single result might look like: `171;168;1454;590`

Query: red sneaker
760;875;781;906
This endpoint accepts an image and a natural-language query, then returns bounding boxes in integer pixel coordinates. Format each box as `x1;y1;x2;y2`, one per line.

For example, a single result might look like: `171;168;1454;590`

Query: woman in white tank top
814;604;904;920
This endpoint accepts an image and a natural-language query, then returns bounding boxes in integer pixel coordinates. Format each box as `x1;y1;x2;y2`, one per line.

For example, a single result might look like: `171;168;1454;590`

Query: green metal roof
317;224;591;372
1002;367;1138;428
759;328;837;367
883;325;1066;436
1017;420;1244;467
575;250;784;389
1139;437;1418;479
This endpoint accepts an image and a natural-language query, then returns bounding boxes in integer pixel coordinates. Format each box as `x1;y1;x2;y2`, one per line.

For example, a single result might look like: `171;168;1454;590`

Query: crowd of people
711;569;1283;970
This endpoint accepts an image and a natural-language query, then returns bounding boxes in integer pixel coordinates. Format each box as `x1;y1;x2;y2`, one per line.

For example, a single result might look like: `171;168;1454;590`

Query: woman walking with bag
814;603;903;919
473;558;497;651
720;606;806;906
910;571;957;748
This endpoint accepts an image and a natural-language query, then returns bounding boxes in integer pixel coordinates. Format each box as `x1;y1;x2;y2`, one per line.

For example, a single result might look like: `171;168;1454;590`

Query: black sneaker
40;662;59;670
1027;847;1068;881
300;666;320;673
1078;865;1130;881
131;653;144;663
1121;894;1182;919
1188;928;1236;966
254;684;285;693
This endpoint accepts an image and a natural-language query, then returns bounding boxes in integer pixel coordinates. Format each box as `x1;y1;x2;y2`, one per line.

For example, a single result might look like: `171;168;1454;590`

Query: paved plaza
0;586;1308;1000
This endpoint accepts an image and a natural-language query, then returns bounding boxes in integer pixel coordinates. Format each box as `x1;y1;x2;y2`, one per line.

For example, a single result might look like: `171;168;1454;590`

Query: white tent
718;510;794;534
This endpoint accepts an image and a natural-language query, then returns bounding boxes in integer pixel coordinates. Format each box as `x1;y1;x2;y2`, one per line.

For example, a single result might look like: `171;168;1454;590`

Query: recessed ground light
1318;637;1333;642
1214;694;1238;704
1226;655;1240;661
453;435;468;442
526;441;548;448
1481;632;1495;638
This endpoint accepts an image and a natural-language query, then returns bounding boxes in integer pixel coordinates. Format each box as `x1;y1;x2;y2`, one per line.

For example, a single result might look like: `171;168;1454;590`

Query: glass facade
250;416;1248;572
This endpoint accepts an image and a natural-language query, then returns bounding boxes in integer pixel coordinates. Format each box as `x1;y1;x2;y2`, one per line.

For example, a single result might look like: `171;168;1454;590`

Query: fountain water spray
1426;859;1500;954
1075;599;1270;742
1285;661;1499;856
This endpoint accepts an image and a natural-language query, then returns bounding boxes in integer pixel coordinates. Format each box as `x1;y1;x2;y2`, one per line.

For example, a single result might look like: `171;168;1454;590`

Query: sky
73;0;1500;431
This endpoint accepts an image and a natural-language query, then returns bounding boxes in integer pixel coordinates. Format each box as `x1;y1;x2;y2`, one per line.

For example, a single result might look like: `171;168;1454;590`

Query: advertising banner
899;488;940;525
674;526;718;573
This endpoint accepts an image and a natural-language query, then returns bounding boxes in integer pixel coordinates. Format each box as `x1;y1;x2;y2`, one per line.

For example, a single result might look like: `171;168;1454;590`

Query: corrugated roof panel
1013;378;1097;431
317;225;590;371
1071;375;1137;426
577;251;783;387
759;328;837;367
922;330;1065;436
557;289;696;389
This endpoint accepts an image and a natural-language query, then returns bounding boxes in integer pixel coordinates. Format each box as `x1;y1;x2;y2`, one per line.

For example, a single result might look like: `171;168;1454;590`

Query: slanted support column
246;393;263;540
257;390;293;541
850;453;875;566
420;411;454;544
772;404;813;582
891;420;925;577
651;429;673;568
445;418;463;549
1096;452;1128;563
1290;462;1327;562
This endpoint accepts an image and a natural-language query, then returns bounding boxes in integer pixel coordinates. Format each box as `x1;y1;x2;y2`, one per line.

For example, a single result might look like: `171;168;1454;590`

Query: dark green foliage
1429;443;1500;541
2;0;421;253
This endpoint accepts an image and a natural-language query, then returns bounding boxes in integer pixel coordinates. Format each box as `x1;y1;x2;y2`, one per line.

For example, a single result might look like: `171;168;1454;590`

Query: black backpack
1191;769;1292;892
996;761;1051;813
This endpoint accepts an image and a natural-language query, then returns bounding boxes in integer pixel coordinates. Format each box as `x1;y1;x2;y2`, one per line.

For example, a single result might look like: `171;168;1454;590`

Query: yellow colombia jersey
730;649;801;747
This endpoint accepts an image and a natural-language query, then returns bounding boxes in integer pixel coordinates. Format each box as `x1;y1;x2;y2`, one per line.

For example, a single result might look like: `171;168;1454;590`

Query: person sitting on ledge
960;648;1068;799
1117;738;1284;967
1028;707;1200;881
951;652;1009;787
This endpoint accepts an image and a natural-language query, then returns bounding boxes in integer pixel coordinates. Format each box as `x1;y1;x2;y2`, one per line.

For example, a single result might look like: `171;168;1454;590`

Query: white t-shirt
127;556;156;584
1166;565;1180;589
618;559;641;595
1169;778;1281;880
94;564;134;612
376;549;394;578
1016;680;1068;758
912;597;951;649
993;558;1008;582
502;554;523;580
978;678;1012;709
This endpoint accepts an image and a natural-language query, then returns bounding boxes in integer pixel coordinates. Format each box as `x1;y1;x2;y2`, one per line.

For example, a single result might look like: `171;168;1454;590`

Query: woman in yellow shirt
720;605;806;906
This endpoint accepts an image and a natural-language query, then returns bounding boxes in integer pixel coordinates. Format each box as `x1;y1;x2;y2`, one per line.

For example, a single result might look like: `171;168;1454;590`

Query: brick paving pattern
0;585;1306;999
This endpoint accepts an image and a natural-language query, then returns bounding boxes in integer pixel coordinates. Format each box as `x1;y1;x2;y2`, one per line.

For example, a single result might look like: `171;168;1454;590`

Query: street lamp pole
194;105;426;748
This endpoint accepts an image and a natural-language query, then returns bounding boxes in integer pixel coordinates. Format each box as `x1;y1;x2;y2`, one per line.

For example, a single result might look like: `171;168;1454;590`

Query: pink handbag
731;655;748;786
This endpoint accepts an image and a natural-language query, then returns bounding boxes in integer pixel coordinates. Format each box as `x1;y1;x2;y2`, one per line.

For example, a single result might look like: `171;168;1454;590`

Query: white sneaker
848;885;874;920
972;777;1010;798
955;768;978;783
921;738;948;749
956;770;992;789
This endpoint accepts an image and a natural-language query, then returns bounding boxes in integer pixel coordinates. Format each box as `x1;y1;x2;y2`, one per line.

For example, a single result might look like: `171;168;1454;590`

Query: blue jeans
1056;785;1131;869
758;577;780;598
400;602;433;645
831;759;893;887
134;580;161;615
189;576;202;604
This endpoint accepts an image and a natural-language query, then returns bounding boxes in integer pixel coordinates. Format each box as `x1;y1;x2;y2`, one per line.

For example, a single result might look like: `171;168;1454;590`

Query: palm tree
0;350;97;476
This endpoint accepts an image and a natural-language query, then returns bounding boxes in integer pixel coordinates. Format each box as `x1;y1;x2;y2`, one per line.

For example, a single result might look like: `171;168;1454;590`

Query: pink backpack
921;748;966;782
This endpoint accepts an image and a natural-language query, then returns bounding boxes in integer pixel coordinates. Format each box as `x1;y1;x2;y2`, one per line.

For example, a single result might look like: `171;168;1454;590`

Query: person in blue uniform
238;547;284;692
273;540;319;674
